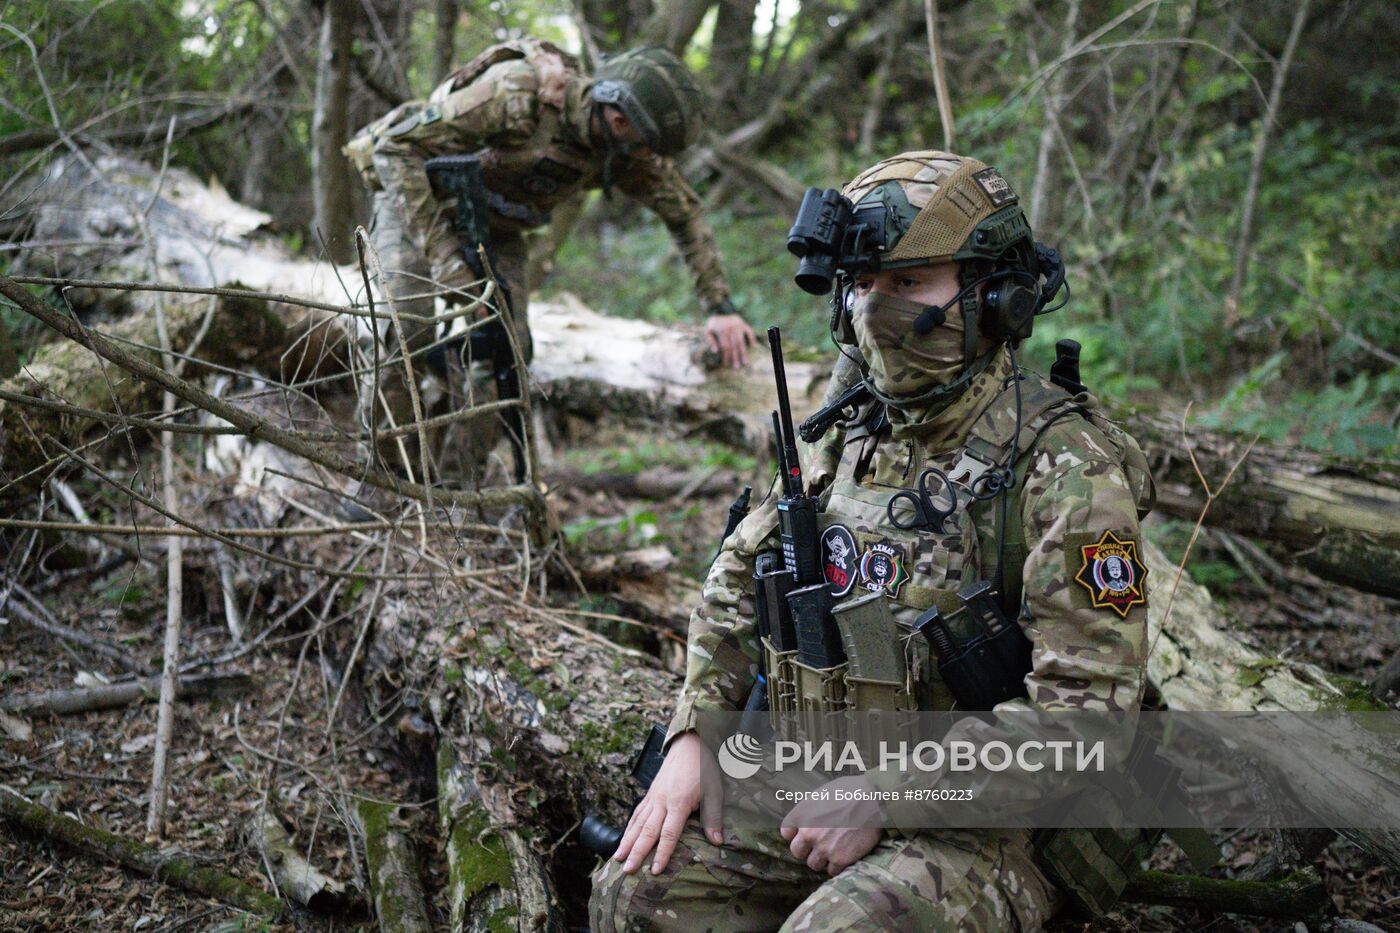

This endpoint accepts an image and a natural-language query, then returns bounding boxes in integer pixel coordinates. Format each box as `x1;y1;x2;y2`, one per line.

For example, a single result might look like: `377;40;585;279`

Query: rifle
798;381;873;444
423;154;527;482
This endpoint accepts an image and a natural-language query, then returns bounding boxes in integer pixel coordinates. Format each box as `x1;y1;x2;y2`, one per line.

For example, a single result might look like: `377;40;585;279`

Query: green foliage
544;201;835;347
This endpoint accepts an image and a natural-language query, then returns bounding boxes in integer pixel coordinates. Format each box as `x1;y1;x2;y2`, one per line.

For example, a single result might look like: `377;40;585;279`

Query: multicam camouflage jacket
668;351;1154;748
344;39;731;310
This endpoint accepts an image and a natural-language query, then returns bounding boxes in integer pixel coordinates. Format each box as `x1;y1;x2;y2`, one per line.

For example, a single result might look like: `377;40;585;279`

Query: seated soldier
589;150;1156;932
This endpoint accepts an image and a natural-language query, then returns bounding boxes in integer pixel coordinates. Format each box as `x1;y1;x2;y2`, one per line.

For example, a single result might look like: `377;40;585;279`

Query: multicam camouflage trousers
360;191;532;481
589;822;1061;933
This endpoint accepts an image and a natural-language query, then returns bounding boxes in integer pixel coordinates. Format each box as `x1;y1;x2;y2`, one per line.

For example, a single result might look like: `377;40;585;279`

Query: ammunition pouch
764;587;917;730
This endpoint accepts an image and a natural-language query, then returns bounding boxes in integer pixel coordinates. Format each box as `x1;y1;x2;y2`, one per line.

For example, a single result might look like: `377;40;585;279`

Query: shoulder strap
965;373;1087;616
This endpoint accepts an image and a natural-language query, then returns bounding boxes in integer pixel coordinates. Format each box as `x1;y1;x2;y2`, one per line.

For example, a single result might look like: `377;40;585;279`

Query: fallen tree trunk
0;289;289;512
357;800;432;933
1129;412;1400;599
571;546;699;635
1123;868;1331;920
0;672;253;716
0;790;283;915
544;465;741;501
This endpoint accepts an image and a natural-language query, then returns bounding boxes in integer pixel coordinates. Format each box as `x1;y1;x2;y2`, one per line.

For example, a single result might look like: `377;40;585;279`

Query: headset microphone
912;304;947;336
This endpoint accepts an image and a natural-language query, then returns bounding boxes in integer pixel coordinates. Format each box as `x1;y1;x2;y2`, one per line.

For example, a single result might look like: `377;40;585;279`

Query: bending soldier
590;151;1157;931
345;40;755;474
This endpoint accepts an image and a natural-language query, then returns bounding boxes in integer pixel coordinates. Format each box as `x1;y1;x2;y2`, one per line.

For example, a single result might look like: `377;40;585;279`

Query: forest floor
1;423;1397;932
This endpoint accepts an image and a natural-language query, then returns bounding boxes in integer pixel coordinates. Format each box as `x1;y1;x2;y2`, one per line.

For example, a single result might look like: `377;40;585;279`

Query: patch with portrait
857;539;911;599
1070;530;1148;617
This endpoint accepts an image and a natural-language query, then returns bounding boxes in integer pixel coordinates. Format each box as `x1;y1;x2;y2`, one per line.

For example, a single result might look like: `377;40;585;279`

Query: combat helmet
590;47;705;156
787;150;1065;407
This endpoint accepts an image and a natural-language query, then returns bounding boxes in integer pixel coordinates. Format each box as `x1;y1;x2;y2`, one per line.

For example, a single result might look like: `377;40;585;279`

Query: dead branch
0;790;284;915
2;584;143;673
0;672;253;716
0;273;540;515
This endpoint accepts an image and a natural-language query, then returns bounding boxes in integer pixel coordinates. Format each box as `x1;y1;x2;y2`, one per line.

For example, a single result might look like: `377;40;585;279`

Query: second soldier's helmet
590;47;705;156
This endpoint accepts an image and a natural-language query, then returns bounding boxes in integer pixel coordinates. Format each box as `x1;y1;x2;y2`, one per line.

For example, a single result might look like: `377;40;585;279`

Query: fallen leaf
0;710;32;742
120;734;156;754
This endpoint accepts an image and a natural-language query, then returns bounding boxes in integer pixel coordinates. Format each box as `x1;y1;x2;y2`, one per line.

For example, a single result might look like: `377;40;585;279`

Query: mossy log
437;743;556;933
357;800;432;933
0;789;283;915
1128;412;1400;599
1123;868;1332;919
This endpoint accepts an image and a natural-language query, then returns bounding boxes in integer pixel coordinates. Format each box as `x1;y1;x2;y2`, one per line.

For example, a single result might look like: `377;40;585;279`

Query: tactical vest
765;371;1152;716
761;370;1163;917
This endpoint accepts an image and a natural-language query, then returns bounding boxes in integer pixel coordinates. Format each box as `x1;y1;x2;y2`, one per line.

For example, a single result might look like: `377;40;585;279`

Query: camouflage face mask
851;291;966;398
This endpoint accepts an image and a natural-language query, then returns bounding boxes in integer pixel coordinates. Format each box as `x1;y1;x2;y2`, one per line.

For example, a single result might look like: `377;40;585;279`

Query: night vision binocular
785;187;895;295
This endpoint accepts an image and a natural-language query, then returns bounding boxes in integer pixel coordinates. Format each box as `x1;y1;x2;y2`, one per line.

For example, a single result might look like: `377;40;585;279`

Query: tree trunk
637;0;714;53
1227;0;1312;315
709;0;757;116
312;0;357;264
433;0;458;83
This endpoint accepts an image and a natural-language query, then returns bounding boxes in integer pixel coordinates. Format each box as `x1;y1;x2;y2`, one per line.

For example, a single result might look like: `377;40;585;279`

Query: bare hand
705;313;756;369
613;732;724;876
779;776;884;876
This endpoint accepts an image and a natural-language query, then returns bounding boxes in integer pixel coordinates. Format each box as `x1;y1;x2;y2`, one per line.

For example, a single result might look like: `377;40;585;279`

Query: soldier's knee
588;855;686;933
779;886;892;933
588;857;629;933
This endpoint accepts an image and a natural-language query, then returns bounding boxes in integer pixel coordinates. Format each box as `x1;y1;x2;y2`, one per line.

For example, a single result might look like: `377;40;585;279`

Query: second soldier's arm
614;155;735;316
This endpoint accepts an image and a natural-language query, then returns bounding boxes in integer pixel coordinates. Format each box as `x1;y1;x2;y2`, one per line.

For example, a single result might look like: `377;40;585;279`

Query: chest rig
761;371;1151;722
